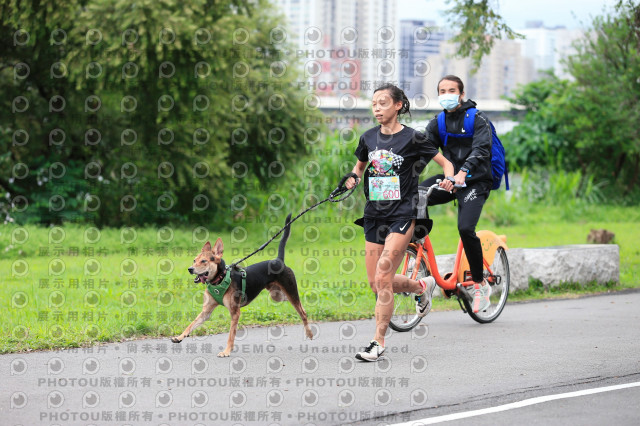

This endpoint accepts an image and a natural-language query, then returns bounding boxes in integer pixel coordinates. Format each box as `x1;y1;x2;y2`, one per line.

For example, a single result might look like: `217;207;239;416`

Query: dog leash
229;172;359;269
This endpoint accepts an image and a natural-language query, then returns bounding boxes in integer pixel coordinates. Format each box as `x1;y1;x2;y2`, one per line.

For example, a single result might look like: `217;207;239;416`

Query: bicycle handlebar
445;176;467;189
423;178;460;196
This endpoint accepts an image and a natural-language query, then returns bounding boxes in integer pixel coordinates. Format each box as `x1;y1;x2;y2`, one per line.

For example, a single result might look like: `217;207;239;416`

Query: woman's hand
347;162;367;189
346;176;360;189
439;177;454;192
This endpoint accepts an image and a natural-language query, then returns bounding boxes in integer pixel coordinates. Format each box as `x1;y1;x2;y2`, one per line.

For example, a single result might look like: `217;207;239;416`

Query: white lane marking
390;381;640;425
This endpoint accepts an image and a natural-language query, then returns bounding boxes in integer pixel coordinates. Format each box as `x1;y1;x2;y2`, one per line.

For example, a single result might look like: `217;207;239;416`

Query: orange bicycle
389;182;510;331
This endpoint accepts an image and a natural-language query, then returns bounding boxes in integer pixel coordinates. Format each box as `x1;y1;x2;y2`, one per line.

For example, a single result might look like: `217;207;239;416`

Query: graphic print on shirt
368;149;404;201
368;149;404;176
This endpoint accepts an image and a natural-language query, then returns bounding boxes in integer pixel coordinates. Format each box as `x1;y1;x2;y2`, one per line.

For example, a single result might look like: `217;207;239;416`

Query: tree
0;0;320;226
559;0;640;192
0;0;92;224
0;0;533;226
444;0;524;73
503;1;640;197
501;72;571;170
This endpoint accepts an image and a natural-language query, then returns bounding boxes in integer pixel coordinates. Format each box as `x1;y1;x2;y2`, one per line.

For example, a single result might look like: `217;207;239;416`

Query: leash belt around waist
206;267;246;305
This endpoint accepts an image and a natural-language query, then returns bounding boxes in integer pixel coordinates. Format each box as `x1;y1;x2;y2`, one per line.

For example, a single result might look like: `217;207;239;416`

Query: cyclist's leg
372;220;416;347
455;184;493;311
455;184;490;282
419;174;442;188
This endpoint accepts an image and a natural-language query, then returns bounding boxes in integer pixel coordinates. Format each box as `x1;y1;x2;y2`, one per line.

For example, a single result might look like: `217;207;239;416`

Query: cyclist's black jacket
426;99;493;187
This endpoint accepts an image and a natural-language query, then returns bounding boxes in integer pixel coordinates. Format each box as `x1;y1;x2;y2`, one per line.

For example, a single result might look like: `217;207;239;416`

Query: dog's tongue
199;275;207;284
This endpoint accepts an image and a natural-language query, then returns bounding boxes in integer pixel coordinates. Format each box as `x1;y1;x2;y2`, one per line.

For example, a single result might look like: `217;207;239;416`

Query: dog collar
207;259;227;285
208;269;226;286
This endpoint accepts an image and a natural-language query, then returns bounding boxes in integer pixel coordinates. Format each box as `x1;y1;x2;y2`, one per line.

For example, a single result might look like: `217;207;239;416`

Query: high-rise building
354;0;399;94
398;20;448;98
517;23;583;80
273;0;399;96
423;38;535;101
272;0;358;95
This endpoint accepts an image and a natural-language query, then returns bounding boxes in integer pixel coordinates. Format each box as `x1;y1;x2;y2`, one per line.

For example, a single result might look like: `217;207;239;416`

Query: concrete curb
433;244;620;293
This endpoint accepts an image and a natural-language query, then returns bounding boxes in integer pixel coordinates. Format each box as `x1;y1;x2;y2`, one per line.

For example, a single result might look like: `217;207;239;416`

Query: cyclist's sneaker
355;340;385;362
472;280;492;313
415;276;436;317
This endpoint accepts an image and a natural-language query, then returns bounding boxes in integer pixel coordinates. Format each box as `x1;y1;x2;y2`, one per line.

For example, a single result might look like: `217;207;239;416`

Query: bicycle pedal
456;283;473;303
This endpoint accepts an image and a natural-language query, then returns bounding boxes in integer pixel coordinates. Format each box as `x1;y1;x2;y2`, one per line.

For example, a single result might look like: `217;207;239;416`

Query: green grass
2;200;638;354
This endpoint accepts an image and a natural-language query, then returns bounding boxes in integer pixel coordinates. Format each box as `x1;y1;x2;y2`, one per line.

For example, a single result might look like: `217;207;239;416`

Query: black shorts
363;218;413;245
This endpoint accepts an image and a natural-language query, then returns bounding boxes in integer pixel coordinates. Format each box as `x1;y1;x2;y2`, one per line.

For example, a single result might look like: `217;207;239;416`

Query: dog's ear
213;238;224;256
202;241;212;252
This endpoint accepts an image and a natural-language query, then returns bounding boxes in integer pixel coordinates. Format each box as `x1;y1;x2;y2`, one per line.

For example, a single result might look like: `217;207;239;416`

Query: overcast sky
397;0;618;29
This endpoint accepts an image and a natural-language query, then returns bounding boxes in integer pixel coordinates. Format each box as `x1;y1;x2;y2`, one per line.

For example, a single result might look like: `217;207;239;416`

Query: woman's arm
432;153;454;178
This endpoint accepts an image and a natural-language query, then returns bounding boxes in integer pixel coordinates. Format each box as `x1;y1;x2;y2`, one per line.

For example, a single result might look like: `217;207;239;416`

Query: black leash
229;172;358;269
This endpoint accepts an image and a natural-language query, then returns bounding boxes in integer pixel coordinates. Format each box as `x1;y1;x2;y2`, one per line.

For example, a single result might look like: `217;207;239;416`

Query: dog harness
206;267;247;306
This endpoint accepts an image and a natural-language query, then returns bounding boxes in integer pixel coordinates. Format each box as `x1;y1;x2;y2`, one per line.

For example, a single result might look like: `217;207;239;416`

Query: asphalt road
2;291;640;425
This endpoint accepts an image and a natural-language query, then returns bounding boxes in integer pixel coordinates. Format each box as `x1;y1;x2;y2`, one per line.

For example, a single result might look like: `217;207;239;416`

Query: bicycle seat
412;218;433;242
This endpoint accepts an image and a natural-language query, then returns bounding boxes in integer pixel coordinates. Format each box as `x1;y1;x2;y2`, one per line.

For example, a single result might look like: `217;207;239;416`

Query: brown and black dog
171;214;313;356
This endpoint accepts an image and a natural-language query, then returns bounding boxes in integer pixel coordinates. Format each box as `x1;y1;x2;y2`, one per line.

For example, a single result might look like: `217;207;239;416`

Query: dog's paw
217;351;231;357
170;337;183;343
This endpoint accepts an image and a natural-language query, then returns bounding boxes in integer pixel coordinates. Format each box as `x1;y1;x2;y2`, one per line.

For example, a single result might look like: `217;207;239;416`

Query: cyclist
420;75;493;314
345;83;454;362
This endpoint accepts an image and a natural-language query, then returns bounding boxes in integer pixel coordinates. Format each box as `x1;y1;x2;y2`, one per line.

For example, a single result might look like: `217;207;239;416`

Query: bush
502;2;640;198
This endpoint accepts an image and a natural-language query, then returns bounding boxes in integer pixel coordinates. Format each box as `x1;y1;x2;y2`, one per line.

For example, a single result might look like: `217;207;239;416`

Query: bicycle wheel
388;246;429;332
463;247;510;323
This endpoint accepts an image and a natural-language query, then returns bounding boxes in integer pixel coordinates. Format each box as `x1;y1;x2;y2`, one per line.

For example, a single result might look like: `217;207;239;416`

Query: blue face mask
438;93;460;111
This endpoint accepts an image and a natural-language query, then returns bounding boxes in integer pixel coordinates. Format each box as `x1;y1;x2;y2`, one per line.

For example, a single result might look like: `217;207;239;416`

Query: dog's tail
278;213;292;262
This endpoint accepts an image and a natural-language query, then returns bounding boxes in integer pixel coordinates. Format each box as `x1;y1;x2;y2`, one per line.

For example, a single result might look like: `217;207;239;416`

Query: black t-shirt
354;125;439;220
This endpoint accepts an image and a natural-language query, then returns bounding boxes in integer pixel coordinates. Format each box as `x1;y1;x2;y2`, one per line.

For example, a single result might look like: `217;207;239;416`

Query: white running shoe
355;340;386;362
415;276;436;317
472;280;492;313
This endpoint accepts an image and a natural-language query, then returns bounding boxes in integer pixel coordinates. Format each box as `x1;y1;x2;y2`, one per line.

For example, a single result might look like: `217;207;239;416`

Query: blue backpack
437;108;509;190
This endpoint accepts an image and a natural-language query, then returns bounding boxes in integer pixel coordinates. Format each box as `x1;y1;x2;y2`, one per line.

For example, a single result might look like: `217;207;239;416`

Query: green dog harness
206;267;246;305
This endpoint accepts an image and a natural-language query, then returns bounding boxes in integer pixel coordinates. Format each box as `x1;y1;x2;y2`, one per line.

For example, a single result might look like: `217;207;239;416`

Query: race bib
369;176;401;201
